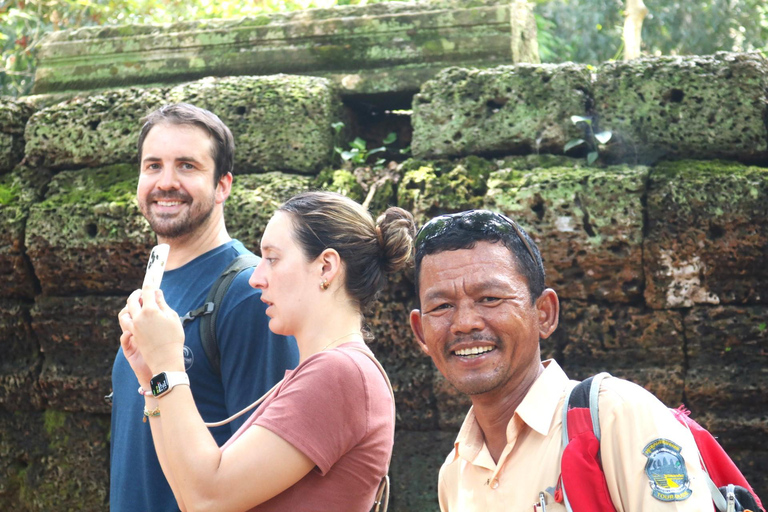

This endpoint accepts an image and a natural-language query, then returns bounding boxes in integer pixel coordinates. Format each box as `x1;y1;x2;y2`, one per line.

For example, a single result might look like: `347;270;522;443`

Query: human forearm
151;386;225;511
145;394;188;511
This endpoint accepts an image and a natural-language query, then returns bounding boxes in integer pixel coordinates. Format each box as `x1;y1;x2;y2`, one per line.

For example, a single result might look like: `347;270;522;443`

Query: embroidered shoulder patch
642;438;692;502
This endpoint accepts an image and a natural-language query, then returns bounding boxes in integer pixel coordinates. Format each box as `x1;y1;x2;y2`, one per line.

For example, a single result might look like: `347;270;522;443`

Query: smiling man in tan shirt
409;210;714;511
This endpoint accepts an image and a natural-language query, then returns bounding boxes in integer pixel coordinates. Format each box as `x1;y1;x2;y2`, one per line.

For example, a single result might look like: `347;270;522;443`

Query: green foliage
535;0;768;65
332;121;396;169
564;115;612;166
0;0;393;97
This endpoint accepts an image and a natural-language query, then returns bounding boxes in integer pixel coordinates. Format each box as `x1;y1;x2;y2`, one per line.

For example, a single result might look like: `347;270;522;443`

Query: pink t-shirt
222;342;394;511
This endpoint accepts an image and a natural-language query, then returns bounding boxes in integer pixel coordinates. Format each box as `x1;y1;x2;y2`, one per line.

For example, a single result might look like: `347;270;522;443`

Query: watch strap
150;371;190;397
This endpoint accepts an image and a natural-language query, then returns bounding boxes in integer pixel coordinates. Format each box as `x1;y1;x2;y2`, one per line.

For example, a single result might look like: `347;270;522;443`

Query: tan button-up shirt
438;360;713;511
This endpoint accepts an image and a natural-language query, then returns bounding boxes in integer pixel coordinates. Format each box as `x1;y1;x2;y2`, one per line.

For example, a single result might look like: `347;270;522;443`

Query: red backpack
558;373;764;512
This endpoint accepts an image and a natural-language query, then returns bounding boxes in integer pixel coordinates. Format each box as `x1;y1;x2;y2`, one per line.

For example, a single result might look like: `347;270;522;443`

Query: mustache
148;191;192;202
446;333;500;352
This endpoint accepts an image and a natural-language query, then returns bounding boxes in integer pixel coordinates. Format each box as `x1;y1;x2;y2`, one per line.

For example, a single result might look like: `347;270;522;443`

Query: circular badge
183;345;194;370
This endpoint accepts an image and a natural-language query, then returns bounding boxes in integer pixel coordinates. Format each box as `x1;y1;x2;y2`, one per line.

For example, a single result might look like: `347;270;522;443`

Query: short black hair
413;210;546;304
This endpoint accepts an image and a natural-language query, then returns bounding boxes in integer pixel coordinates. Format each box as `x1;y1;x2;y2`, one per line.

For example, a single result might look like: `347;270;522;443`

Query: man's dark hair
413;210;546;304
137;103;235;183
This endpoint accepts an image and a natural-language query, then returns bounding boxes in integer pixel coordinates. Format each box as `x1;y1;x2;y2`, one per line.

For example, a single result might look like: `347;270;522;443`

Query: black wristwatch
150;371;190;398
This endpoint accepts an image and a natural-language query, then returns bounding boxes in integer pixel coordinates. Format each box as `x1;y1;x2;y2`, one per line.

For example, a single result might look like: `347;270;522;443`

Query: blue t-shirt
109;240;299;512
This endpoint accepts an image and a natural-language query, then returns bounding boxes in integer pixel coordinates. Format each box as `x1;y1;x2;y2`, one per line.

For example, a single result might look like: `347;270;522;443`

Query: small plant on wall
564;115;612;165
332;122;397;169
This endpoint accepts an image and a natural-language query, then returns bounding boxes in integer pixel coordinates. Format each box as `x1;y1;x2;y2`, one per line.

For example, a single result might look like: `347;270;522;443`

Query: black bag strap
180;253;261;376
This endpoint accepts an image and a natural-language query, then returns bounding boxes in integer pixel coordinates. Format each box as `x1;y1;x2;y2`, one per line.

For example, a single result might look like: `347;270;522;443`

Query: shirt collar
449;359;570;465
514;359;570;436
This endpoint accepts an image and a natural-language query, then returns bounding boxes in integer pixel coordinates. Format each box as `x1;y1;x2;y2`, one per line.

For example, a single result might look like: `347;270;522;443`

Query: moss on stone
313;168;366;202
398;156;496;222
227;171;314;250
412;63;592;159
37;164;137;209
595;53;768;163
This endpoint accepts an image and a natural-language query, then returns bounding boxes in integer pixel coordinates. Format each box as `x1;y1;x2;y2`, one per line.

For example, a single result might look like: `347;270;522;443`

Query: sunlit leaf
595;130;612;144
564;138;586;152
570;115;592;125
350;137;366;150
382;132;396;145
587;151;599;165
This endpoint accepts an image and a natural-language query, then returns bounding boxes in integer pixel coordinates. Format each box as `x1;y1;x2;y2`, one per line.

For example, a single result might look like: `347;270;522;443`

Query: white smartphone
143;244;170;289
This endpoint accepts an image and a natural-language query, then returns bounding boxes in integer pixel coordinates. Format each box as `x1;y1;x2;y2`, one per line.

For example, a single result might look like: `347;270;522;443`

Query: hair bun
375;207;417;274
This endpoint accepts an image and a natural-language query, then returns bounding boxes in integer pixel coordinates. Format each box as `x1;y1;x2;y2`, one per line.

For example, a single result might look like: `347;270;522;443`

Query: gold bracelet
143;405;160;423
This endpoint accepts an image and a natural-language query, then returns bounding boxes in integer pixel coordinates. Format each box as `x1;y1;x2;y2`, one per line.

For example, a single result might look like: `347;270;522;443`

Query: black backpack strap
181;253;260;376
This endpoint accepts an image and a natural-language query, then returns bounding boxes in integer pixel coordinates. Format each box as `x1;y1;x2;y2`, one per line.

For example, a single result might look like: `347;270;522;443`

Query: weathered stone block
0;410;109;511
368;275;438;431
0;167;51;299
552;300;686;405
0;99;34;174
30;296;122;414
167;75;342;174
645;160;768;308
25;75;341;173
390;430;455;512
313;164;402;217
0;300;41;411
595;53;768;163
227;172;314;251
24;87;168;170
412;63;591;159
487;164;647;302
684;306;768;416
33;1;530;98
25;164;154;296
397;156;496;223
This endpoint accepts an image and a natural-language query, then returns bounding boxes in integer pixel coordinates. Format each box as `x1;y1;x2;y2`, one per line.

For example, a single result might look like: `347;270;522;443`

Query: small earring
320;279;330;291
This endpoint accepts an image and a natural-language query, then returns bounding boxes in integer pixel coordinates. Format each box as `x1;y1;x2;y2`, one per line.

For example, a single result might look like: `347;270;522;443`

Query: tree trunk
510;0;541;64
623;0;649;60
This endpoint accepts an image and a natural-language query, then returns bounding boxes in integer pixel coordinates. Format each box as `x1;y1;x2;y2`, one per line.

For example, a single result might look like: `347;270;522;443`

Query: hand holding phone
143;244;170;289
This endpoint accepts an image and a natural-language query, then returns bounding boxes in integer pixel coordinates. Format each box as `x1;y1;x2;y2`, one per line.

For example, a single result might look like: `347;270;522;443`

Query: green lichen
43;410;66;435
398;156;496;221
37;164;137;209
649;159;768;219
313;169;365;202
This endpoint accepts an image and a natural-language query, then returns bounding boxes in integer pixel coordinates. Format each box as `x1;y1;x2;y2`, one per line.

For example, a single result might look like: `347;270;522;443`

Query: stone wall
1;50;767;510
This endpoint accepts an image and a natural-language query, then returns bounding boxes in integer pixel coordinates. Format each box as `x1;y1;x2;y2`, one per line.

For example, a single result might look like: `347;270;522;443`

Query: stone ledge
33;1;528;98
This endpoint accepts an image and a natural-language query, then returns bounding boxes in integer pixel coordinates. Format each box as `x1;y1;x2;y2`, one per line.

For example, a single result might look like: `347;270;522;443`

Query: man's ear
410;309;430;355
215;172;233;204
536;288;559;340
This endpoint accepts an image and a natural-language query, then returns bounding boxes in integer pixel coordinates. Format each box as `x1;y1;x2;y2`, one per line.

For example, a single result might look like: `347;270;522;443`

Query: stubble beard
140;191;216;240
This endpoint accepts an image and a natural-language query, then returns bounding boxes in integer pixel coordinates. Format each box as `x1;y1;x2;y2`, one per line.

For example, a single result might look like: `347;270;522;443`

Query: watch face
150;373;169;396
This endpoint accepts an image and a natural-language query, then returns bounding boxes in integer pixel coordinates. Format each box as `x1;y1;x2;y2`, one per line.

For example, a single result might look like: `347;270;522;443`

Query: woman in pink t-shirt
120;191;416;511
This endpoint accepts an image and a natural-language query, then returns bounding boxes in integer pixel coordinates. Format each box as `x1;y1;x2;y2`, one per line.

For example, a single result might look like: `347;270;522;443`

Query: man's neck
470;361;545;463
159;217;232;270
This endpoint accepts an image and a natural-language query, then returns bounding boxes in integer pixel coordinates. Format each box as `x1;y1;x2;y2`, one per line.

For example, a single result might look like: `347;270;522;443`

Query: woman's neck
294;307;364;362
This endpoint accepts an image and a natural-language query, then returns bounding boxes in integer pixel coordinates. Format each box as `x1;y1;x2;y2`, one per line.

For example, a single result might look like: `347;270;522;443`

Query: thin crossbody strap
346;346;394;512
204;378;283;428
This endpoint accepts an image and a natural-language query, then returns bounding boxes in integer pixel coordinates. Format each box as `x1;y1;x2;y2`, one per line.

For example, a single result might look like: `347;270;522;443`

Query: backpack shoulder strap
198;253;261;376
561;372;610;450
560;372;612;512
